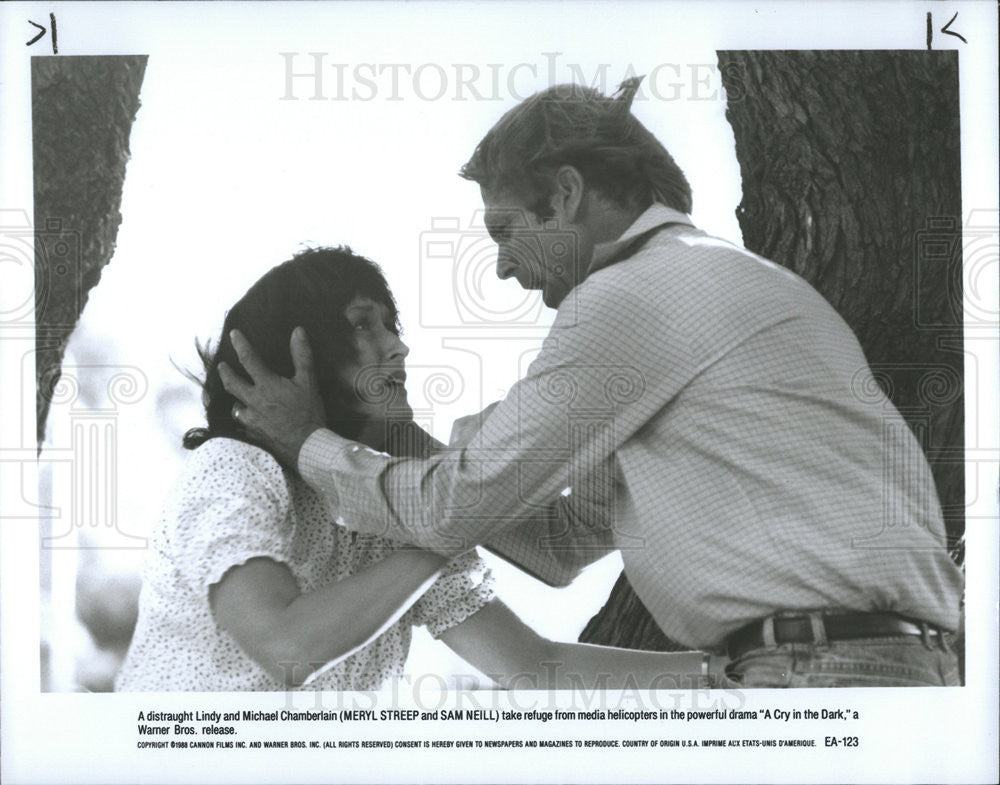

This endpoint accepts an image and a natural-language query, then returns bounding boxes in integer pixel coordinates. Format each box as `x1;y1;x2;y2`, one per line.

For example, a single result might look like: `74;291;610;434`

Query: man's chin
541;289;566;309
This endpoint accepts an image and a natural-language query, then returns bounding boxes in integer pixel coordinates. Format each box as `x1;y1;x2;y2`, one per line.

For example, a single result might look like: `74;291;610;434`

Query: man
222;78;964;687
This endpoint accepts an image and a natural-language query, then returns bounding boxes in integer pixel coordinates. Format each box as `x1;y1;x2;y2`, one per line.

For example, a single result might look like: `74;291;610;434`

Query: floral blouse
115;438;494;691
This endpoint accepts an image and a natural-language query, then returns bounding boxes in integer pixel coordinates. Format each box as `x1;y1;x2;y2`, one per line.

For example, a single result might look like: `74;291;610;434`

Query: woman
116;246;726;691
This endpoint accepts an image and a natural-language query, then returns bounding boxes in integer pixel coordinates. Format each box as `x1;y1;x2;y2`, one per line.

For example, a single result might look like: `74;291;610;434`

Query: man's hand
219;327;327;469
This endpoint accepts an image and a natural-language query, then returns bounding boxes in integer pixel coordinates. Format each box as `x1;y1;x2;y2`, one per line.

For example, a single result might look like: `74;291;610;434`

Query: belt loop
919;622;931;650
939;630;952;653
762;617;777;650
809;612;829;647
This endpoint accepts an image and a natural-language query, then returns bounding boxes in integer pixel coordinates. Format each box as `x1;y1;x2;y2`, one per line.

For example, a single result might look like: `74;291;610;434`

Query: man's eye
353;320;371;331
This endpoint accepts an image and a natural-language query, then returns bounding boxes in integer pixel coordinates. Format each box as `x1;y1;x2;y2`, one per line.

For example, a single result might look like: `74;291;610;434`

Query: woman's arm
438;600;727;690
210;550;446;687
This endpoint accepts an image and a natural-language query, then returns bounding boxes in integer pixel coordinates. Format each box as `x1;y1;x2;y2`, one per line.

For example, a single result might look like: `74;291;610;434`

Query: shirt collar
588;203;694;275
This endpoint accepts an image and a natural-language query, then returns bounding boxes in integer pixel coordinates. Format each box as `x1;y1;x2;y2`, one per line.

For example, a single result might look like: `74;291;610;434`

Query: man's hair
183;246;400;451
459;76;692;219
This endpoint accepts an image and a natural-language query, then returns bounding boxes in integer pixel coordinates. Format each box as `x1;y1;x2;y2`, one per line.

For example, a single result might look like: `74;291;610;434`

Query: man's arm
450;404;615;585
480;488;616;587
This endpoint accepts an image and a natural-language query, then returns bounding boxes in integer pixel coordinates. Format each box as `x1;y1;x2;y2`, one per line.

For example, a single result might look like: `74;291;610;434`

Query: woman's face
338;295;412;446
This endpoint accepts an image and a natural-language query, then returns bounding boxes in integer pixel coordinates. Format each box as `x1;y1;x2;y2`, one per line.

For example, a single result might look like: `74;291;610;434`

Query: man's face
481;186;582;309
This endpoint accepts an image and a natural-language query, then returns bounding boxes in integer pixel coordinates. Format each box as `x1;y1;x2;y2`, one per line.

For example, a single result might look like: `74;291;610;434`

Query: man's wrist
297;427;345;485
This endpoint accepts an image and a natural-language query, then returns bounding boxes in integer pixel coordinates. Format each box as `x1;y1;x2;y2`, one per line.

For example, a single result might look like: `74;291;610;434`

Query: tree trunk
581;51;963;650
33;55;148;444
33;56;148;691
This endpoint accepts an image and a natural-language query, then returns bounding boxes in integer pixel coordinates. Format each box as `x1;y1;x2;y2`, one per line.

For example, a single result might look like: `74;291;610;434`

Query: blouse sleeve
408;549;496;638
166;438;295;595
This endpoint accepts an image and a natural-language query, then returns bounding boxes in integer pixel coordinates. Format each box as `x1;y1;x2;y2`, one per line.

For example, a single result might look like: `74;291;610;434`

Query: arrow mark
940;12;968;44
26;19;46;47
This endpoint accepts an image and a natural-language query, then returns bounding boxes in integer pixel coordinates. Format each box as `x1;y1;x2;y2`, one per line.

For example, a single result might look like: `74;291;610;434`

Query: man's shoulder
581;225;808;304
566;227;724;306
553;225;831;355
638;225;792;277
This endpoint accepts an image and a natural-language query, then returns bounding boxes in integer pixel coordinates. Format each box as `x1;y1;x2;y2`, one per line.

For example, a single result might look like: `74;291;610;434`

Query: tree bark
33;55;148;444
581;51;963;650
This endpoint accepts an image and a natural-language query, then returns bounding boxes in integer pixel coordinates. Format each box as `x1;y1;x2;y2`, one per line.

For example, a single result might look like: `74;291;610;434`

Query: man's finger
230;329;276;384
218;361;253;404
290;326;316;384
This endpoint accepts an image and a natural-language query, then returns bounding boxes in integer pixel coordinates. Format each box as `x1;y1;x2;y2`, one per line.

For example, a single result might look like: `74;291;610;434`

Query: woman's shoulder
177;436;290;497
186;435;280;466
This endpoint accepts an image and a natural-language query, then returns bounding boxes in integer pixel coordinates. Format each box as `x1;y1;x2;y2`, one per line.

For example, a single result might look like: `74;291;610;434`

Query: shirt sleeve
481;484;616;587
298;273;686;558
408;550;496;638
168;439;295;594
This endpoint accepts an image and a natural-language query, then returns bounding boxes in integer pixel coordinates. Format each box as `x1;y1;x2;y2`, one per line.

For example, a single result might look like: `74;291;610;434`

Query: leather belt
726;612;946;661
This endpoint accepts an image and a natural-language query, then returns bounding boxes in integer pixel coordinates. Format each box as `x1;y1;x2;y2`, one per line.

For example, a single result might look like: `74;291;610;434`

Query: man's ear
551;165;585;223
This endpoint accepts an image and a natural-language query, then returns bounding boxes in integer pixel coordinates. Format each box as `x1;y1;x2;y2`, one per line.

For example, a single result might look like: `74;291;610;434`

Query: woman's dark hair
459;76;692;219
182;246;403;454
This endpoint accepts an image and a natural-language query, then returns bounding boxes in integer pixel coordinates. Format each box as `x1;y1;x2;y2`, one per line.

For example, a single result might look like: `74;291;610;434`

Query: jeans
725;634;961;688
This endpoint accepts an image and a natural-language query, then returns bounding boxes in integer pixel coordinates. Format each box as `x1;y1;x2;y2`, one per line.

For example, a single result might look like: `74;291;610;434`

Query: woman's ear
550;165;585;224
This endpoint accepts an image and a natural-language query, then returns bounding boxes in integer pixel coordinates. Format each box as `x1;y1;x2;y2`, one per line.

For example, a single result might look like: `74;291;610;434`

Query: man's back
551;215;963;647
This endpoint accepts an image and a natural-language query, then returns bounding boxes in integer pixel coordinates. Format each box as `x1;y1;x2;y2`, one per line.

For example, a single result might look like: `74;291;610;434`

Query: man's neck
587;198;645;247
575;197;645;278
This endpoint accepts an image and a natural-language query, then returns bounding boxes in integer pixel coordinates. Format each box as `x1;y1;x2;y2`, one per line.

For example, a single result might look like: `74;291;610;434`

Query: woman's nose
386;331;409;360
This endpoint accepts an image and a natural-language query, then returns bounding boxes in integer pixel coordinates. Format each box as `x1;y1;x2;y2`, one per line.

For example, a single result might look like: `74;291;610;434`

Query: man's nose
496;253;519;280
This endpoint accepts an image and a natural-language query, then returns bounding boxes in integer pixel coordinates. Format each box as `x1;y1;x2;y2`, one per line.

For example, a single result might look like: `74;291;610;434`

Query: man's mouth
513;268;541;291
